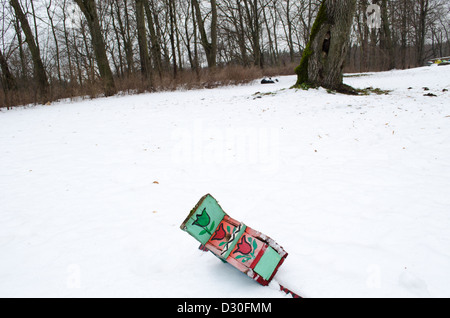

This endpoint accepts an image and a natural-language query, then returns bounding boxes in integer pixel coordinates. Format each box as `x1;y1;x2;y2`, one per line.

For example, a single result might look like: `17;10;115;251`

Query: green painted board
253;247;282;280
180;194;226;245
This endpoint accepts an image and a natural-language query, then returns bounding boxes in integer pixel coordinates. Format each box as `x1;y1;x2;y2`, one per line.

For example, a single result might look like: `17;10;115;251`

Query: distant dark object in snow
423;87;430;91
261;78;278;84
424;93;437;97
443;89;448;92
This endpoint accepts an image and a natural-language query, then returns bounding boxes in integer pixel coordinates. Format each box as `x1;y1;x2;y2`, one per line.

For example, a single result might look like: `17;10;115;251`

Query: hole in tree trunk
322;31;331;55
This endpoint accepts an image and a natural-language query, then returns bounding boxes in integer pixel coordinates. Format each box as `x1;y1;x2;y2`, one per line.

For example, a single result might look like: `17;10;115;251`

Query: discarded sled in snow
180;194;288;287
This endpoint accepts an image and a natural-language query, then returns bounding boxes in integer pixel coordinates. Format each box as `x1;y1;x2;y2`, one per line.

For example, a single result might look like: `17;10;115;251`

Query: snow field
0;66;449;297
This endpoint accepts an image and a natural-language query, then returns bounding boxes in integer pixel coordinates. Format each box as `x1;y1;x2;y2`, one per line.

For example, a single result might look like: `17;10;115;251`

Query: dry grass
1;64;297;109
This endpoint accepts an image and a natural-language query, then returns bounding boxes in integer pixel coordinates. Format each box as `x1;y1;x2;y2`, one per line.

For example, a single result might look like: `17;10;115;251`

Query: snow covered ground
0;66;449;298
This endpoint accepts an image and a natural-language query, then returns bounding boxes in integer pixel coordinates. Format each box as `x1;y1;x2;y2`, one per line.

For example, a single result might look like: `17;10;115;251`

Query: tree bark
74;0;116;97
295;0;357;92
10;0;49;96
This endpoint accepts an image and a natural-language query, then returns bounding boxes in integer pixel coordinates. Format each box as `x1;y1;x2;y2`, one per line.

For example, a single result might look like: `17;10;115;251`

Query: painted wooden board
180;194;288;286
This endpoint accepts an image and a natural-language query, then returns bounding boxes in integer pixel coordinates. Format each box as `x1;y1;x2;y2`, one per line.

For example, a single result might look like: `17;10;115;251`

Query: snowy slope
0;66;449;298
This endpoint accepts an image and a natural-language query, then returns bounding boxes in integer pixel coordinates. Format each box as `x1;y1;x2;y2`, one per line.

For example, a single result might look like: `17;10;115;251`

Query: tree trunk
74;0;116;97
110;2;124;78
136;0;152;83
115;0;134;76
62;0;75;83
144;0;163;78
284;0;295;63
0;48;17;91
14;17;27;81
400;0;408;69
192;0;218;68
10;0;49;97
262;4;276;66
295;0;357;92
243;0;262;68
416;0;429;66
46;0;62;82
236;0;249;66
379;0;395;70
168;0;178;78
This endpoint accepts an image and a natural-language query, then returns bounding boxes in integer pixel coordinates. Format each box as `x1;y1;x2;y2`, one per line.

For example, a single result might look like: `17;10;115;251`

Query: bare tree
379;0;395;70
192;0;218;68
415;0;430;66
167;0;178;77
112;0;135;77
136;0;152;83
279;0;295;63
243;0;263;67
144;0;163;78
10;0;49;97
0;47;17;91
74;0;116;96
46;0;62;82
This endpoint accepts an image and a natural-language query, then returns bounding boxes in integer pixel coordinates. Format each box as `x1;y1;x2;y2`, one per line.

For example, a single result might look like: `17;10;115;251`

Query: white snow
0;66;449;298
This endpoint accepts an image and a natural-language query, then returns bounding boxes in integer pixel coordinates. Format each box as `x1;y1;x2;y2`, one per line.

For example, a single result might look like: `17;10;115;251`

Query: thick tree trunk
74;0;116;97
295;0;357;92
10;0;48;96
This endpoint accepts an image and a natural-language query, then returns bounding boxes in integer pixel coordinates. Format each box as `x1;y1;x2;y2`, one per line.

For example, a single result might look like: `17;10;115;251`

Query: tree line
350;0;449;72
1;0;449;107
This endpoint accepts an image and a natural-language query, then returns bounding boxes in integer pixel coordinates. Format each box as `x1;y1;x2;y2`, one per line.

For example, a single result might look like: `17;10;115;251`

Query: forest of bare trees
1;0;449;107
